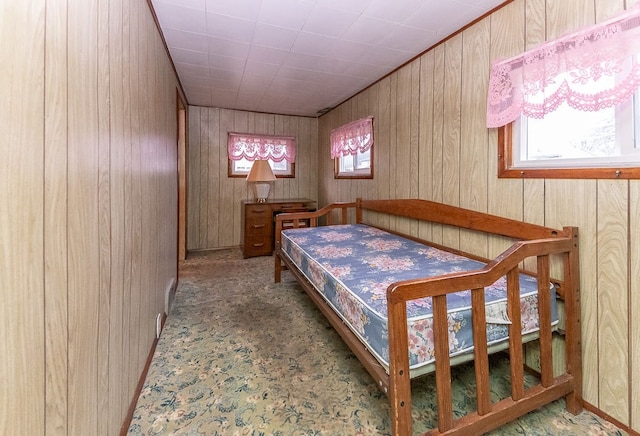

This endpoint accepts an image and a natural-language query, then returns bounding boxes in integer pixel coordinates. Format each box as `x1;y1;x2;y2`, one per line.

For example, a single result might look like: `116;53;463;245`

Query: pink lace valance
227;132;296;162
330;116;373;158
487;4;640;128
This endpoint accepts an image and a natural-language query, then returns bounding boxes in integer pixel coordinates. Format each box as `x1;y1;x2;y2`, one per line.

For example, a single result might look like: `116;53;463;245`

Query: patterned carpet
128;248;625;435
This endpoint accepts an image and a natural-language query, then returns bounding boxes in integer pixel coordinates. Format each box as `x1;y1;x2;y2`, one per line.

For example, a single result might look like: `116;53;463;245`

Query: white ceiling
150;0;507;117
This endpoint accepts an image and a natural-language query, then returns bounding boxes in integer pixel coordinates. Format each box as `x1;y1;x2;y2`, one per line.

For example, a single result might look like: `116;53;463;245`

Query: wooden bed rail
357;198;562;240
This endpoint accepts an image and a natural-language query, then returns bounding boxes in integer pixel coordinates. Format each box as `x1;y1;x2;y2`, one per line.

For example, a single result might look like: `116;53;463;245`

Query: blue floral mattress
280;224;558;376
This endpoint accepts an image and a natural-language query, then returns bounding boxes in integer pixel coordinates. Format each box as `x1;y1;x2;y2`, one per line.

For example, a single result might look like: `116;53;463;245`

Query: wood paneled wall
1;0;180;434
187;107;318;250
318;0;640;431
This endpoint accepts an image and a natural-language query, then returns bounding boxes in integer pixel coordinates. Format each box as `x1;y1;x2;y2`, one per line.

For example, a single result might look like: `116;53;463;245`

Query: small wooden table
240;198;316;258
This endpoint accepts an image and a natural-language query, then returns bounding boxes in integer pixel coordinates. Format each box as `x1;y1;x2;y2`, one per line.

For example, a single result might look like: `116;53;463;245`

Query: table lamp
246;159;276;202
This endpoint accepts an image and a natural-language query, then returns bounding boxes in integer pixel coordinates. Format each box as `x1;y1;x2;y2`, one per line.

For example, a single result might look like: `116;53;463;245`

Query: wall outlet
156;313;162;338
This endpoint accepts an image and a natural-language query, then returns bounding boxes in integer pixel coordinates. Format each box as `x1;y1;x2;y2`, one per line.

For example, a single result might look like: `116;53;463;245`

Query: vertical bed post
432;294;454;432
506;269;525;400
387;293;413;435
536;254;554;387
563;226;583;413
471;288;491;416
274;219;283;283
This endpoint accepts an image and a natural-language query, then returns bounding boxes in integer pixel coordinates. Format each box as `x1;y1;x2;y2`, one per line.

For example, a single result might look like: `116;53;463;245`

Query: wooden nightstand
241;198;315;258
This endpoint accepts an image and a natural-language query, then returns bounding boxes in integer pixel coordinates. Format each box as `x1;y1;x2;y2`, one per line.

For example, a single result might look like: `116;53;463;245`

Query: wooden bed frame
274;198;582;435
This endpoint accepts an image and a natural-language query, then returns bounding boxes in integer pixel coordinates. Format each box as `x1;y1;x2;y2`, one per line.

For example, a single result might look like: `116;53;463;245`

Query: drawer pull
252;224;266;229
253;243;265;247
251;209;266;213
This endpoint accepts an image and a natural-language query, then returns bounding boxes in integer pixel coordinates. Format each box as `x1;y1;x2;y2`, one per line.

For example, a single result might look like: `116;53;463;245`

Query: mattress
280;224;558;377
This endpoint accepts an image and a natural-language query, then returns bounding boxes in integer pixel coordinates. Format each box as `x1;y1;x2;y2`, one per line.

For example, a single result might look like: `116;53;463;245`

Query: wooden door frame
177;90;188;261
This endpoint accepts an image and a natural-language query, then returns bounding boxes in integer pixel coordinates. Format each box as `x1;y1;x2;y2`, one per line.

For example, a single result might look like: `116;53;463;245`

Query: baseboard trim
119;312;168;436
583;401;639;436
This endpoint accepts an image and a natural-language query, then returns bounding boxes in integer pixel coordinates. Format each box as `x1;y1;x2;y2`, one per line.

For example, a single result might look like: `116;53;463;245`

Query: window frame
228;158;295;178
498;122;640;179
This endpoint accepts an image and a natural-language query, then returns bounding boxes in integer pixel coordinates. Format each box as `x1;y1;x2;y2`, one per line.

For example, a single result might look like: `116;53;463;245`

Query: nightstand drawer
246;220;271;236
244;235;272;257
245;205;270;218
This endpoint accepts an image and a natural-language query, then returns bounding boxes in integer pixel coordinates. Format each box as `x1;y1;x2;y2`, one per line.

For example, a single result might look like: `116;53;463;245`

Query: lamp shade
246;160;275;202
246;160;276;182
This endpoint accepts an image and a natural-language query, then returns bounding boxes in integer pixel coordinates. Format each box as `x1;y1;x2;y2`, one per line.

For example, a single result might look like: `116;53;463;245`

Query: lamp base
254;182;271;203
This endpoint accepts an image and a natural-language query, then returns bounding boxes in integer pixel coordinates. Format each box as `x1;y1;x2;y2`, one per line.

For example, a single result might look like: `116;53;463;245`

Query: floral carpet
128;248;625;435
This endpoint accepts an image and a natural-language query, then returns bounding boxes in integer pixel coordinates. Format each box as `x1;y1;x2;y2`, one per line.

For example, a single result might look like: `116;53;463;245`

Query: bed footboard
386;229;581;435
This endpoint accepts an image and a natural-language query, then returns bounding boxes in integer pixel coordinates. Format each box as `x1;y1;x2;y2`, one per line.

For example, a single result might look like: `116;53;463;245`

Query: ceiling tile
343;15;401;46
153;2;207;33
204;71;241;88
205;72;242;89
207;53;246;72
275;66;325;83
175;63;211;78
364;0;426;23
281;52;323;70
247;45;290;64
208;36;251;58
404;1;484;34
329;39;375;62
302;6;359;38
170;47;209;66
257;0;315;29
239;73;274;89
357;46;414;68
252;23;298;50
205;12;255;42
379;25;438;52
154;0;206;12
244;60;281;77
311;0;372;15
291;32;336;57
163;28;209;52
204;0;260;21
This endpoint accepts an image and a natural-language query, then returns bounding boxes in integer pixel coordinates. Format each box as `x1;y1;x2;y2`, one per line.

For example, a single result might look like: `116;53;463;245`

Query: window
488;5;640;179
227;132;295;178
331;116;374;179
513;80;640;169
336;148;371;175
229;157;294;178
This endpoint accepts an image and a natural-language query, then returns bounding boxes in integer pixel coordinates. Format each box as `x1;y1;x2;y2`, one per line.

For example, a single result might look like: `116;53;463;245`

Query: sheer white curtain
330;116;374;158
227;132;296;162
487;4;640;128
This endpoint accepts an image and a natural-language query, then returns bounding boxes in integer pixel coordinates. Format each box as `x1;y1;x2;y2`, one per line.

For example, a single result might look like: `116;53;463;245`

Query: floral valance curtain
227;132;296;162
486;4;640;128
330;116;373;158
